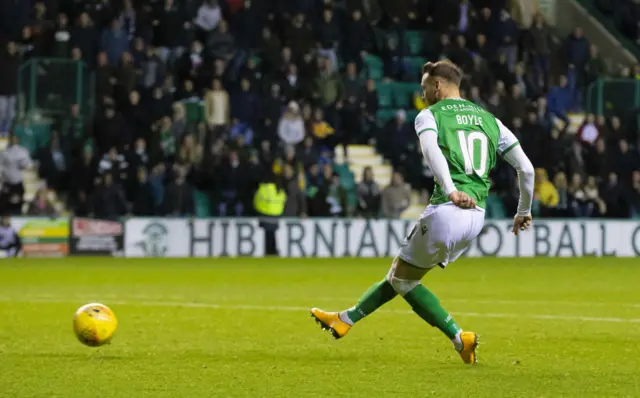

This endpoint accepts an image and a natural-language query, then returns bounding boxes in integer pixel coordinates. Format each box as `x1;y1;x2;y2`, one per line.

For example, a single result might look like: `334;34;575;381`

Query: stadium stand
1;0;640;219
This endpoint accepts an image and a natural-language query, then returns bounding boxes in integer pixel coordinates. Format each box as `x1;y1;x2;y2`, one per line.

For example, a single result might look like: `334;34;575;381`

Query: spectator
505;84;527;122
584;45;607;86
162;166;195;216
71;190;93;217
282;164;307;217
584;176;607;216
326;172;349;217
72;147;97;199
615;139;639;184
547;75;573;127
552;172;571;217
534;168;559;217
585;138;611;180
527;13;552;87
194;0;222;42
204;78;230;133
71;13;98;66
51;13;72;58
311;108;335;148
285;13;314;59
577;114;599;145
0;42;19;135
629;171;640;217
312;58;344;120
92;173;127;220
208;19;235;60
100;19;129;65
342;9;369;66
37;132;68;194
568;173;589;217
26;188;56;216
154;0;189;65
231;78;260;128
131;168;155;216
98;147;128;183
278;101;305;146
564;27;590;71
0;134;32;214
381;172;411;219
600;172;628;218
357;166;381;218
218;151;247;216
298;136;319;171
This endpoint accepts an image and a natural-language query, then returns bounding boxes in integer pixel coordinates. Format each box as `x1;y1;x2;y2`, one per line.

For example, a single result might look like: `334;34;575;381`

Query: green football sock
403;284;460;339
341;280;398;324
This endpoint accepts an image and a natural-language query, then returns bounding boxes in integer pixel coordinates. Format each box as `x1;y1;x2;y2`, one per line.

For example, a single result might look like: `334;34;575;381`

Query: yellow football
73;303;118;347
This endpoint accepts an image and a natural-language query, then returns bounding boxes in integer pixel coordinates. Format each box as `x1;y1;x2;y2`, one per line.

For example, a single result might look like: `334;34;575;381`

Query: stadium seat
194;190;211;217
393;82;420;109
376;82;394;108
486;194;507;219
404;56;426;80
376;109;397;127
363;55;384;80
405;31;424;55
14;123;51;155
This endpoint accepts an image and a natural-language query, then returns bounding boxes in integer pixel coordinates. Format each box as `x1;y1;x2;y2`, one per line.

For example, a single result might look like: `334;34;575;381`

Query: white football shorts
397;202;485;269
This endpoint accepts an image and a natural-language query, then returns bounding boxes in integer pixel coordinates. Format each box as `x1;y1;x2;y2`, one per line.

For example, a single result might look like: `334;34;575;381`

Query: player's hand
449;191;476;209
512;214;533;236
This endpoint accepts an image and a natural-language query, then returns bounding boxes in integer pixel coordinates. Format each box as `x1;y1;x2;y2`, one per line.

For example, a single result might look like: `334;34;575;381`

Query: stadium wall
7;217;640;258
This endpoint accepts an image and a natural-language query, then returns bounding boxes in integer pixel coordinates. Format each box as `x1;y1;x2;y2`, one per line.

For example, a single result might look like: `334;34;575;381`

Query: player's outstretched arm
503;145;535;235
496;119;534;235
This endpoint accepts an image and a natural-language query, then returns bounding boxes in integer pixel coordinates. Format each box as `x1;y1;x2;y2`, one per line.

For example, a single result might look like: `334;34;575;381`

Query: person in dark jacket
71;12;98;67
282;164;306;217
93;173;128;220
161;166;195;216
357;166;381;218
100;18;130;65
131;168;156;216
0;42;20;135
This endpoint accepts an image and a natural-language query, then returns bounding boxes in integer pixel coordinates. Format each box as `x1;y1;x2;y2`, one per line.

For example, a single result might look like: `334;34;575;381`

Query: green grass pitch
1;257;639;397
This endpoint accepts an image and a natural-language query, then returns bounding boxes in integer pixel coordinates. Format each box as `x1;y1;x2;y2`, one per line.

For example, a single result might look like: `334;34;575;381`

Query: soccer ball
73;303;118;347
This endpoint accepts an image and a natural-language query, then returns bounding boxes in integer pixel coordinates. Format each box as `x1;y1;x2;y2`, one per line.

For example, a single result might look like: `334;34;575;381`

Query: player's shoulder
414;108;437;135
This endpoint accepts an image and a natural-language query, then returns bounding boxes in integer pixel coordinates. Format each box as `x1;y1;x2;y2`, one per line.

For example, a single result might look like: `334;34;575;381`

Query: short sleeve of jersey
415;109;438;136
496;118;520;156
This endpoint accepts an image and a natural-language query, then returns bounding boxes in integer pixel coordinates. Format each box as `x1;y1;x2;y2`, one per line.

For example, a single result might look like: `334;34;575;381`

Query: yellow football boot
310;308;351;339
457;331;479;364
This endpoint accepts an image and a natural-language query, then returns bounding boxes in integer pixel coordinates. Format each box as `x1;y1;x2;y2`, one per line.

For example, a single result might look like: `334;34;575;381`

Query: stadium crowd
1;0;640;219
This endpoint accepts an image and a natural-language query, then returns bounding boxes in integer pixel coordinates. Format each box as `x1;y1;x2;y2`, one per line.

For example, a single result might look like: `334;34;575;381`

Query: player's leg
310;265;398;339
388;257;478;364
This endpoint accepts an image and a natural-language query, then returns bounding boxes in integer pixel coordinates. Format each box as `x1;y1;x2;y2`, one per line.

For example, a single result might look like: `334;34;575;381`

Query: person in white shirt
0;216;21;257
277;101;305;146
0;134;32;214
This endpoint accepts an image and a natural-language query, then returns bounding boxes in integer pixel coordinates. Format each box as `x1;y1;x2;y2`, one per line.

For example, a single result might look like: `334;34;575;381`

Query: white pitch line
1;297;639;324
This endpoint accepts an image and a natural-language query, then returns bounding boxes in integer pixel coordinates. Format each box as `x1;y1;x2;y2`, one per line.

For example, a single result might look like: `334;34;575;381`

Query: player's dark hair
422;60;463;86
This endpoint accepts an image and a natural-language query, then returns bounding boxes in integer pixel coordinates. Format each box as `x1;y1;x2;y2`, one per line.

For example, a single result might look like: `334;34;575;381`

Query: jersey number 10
457;130;488;177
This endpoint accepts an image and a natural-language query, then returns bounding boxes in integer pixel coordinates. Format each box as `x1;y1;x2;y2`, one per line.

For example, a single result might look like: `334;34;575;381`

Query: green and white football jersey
414;98;519;209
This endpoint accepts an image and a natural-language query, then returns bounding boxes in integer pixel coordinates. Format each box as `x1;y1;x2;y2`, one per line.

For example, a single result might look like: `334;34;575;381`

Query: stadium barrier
7;217;640;258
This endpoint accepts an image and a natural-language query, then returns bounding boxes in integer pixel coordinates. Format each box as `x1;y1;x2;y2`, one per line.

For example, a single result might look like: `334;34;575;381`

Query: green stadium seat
406;109;419;122
14;123;51;155
376;82;394;108
194;190;211;218
393;82;420;109
405;31;424;55
404;56;426;78
486;194;507;219
363;55;384;80
376;109;396;127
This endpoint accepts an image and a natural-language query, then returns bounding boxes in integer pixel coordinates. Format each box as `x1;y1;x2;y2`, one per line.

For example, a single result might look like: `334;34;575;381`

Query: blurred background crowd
1;0;640;220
